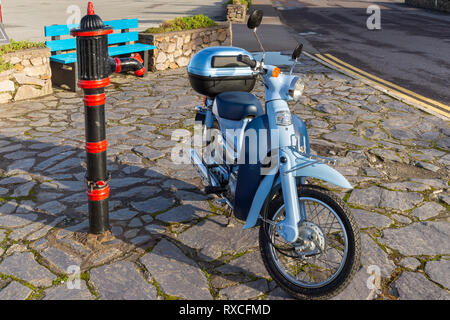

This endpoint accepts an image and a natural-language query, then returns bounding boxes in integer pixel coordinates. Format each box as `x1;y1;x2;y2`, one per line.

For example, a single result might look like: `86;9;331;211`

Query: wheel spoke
265;193;350;289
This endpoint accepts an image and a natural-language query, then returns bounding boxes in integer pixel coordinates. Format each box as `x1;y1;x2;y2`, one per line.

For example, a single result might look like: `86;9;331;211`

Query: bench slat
44;19;139;37
108;32;138;45
50;43;156;64
46;31;140;52
46;38;76;52
108;43;156;56
104;19;139;31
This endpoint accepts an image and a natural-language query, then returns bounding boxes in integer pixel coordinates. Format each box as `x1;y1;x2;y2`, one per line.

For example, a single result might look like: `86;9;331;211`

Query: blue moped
187;10;361;299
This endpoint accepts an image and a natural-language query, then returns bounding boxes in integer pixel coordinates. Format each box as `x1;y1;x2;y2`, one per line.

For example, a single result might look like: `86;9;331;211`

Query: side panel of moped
234;114;309;222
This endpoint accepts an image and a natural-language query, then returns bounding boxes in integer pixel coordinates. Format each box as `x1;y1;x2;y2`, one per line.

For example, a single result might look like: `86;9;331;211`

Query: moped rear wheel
259;185;361;300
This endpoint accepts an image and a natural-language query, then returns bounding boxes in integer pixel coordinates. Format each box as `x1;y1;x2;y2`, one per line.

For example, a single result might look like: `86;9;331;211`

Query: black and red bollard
71;2;145;235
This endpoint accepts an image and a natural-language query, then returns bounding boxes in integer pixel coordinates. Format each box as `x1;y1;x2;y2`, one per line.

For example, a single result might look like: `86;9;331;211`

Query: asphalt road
275;0;450;105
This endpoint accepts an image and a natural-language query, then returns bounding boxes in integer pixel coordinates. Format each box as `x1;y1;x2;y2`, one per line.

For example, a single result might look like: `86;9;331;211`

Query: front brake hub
294;221;326;257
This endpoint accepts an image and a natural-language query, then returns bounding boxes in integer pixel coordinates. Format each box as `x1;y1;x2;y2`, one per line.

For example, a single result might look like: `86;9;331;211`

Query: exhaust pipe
189;148;220;187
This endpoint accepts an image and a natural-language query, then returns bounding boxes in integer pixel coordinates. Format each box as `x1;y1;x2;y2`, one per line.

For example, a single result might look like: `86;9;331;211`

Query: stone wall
0;48;52;104
405;0;450;12
227;4;247;22
138;22;232;72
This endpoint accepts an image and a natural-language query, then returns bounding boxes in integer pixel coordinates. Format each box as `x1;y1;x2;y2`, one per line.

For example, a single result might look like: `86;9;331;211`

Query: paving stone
144;224;166;235
128;217;143;228
156;201;211;223
216;251;270;279
391;214;412;224
90;260;157;300
131;196;175;214
90;248;123;266
0;174;33;185
37;201;66;215
332;268;372;300
380;221;450;256
323;131;376;147
43;281;94;300
410;178;447;190
0;281;33;300
141;239;212;299
12;181;36;197
132;146;164;161
0;252;56;287
369;148;402;162
347;186;382;208
110;208;139;221
414;161;441;172
391;271;449;300
362;167;382;177
265;286;294;300
0;213;38;228
57;237;92;256
41;247;83;275
351;209;393;229
109;177;148;188
381;181;430;192
411;202;445;220
425;260;450;289
220;279;268;300
390;129;416;140
27;216;66;241
399;257;421;270
361;233;396;278
7;158;35;174
0;201;18;215
118;185;161;198
178;215;258;261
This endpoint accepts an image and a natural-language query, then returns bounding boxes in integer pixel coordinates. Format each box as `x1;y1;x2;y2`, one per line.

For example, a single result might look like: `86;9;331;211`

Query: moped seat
215;92;264;121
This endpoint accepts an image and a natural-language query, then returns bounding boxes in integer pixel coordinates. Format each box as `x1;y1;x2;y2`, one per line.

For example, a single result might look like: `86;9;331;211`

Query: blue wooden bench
45;19;156;91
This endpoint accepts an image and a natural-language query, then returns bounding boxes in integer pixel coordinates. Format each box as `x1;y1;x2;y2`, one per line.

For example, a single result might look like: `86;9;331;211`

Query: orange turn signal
272;67;280;78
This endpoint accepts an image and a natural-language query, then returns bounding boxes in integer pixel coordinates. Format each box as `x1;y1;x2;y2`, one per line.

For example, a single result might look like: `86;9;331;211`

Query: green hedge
227;0;252;8
144;14;217;33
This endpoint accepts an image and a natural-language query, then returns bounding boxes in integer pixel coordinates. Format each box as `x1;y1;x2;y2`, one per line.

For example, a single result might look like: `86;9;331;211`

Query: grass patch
0;39;46;73
144;15;217;33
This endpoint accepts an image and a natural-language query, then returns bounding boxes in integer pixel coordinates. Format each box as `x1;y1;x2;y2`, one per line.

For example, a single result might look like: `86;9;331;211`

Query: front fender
294;161;353;189
243;163;352;230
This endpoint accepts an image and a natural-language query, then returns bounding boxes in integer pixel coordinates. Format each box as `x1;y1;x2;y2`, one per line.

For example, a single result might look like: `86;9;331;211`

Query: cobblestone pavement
0;55;448;300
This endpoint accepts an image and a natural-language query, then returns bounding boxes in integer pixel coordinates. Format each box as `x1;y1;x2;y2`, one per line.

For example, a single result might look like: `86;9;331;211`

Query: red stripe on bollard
85;139;108;153
78;78;110;89
84;93;106;106
87;185;110;201
70;29;113;37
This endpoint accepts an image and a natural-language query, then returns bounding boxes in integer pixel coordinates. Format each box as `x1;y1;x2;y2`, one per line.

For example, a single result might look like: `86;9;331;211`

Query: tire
259;185;361;300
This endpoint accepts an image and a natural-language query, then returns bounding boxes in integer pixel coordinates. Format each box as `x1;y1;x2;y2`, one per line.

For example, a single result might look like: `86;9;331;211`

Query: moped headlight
288;78;305;102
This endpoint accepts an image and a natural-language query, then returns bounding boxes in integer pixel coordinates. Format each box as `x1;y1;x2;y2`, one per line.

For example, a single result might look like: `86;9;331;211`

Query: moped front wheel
259;185;361;300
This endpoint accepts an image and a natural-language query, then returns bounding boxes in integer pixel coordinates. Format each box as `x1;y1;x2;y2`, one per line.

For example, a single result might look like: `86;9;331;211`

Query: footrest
205;186;227;195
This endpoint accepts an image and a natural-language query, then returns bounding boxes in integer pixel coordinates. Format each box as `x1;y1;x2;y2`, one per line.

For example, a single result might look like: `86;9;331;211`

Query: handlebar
237;54;257;69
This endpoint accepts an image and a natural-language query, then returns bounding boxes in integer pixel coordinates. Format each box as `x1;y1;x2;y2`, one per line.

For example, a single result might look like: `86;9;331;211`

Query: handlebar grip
237;55;257;68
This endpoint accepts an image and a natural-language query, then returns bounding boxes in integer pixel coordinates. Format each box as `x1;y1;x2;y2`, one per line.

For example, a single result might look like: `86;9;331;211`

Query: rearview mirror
247;10;263;29
292;43;303;60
